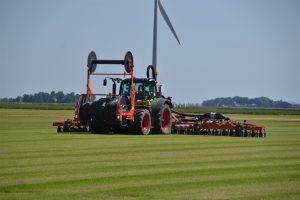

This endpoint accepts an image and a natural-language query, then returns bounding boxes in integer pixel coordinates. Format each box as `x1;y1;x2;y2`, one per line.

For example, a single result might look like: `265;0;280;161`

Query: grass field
0;109;299;199
1;102;300;115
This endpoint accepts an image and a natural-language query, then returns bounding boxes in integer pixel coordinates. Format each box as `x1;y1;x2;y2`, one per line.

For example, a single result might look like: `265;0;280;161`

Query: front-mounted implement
54;51;136;133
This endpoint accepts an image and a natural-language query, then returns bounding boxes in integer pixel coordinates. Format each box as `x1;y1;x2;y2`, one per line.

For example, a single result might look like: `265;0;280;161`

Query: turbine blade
158;0;181;45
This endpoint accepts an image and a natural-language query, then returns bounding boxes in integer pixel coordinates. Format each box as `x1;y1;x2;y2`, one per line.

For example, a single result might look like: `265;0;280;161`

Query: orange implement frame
53;56;136;131
86;58;135;123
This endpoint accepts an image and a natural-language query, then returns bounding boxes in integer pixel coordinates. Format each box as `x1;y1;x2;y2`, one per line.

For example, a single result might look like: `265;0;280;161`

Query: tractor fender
152;98;173;115
135;105;151;113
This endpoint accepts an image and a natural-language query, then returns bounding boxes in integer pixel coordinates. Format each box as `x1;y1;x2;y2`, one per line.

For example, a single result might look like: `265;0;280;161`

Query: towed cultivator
53;51;266;137
172;111;266;137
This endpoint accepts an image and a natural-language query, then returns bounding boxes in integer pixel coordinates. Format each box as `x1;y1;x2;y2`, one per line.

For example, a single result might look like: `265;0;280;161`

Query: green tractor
118;77;173;134
76;51;173;135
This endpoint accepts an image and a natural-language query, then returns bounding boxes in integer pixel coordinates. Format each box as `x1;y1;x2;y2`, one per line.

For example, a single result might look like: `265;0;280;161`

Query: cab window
119;81;130;96
144;82;156;99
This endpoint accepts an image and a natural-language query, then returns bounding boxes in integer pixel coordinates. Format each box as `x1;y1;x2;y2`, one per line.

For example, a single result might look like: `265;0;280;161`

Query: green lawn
0;109;299;200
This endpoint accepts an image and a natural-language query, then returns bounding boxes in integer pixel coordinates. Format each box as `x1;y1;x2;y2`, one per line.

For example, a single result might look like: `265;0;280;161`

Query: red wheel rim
161;108;170;132
142;113;150;132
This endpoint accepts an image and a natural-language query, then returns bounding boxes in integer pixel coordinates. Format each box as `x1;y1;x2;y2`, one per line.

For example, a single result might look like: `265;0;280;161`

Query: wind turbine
152;0;181;79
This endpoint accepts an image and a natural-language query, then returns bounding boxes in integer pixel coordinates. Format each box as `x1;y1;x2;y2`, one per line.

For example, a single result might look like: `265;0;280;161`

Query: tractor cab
120;78;157;101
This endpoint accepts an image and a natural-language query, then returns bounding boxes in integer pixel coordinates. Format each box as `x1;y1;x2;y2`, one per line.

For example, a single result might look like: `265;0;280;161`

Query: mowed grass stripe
0;144;298;167
1;149;299;177
160;182;300;200
1;155;298;184
1;182;299;200
0;136;299;156
0;144;299;170
99;175;299;198
1;145;299;170
1;157;298;181
1;136;299;159
2;181;298;200
1;145;299;163
2;171;299;197
1;163;299;191
1;158;299;187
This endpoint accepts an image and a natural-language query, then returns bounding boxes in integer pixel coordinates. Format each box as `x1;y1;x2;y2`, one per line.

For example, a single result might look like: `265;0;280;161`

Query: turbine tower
152;0;181;79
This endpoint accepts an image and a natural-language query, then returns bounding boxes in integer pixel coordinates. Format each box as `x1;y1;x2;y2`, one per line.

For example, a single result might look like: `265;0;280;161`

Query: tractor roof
122;78;156;83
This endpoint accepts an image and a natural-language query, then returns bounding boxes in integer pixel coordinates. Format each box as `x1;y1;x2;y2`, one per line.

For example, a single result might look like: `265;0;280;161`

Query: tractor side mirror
158;85;163;94
103;79;107;86
157;85;163;97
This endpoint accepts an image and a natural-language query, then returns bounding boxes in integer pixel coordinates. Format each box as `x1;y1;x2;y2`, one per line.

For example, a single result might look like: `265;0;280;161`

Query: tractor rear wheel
154;104;172;134
133;109;151;135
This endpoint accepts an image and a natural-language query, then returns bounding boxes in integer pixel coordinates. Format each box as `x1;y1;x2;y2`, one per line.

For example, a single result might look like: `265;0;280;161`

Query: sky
0;0;300;103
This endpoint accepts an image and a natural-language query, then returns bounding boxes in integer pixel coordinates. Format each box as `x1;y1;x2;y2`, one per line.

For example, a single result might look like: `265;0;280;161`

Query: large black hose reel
87;51;134;73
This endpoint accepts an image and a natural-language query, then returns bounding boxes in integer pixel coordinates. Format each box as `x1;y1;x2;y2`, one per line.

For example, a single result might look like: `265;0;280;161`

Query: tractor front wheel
133;109;151;135
154;104;172;134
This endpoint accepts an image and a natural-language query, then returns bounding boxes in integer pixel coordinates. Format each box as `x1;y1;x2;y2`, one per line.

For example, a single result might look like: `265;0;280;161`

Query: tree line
0;91;79;104
201;96;293;108
0;92;296;109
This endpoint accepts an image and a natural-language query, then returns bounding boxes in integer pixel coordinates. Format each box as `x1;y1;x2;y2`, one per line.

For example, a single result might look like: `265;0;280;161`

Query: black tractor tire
194;125;201;135
90;98;119;126
112;125;130;134
235;125;243;137
89;98;107;123
89;120;108;133
57;126;64;133
63;120;72;132
132;109;151;135
153;104;172;134
79;103;90;125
